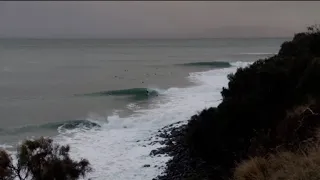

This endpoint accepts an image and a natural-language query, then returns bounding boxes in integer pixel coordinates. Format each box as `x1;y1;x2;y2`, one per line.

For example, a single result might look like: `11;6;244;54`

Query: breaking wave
76;88;160;101
178;61;231;68
0;120;101;135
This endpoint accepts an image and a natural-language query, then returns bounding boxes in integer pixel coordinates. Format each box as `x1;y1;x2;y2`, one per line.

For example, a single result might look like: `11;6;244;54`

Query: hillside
152;25;320;180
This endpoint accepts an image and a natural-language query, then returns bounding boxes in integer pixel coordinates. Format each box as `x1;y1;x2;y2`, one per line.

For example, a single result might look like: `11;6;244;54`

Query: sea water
0;38;288;179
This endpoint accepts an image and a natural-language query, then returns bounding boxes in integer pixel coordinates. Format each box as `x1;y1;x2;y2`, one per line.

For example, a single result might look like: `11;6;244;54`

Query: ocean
0;38;288;179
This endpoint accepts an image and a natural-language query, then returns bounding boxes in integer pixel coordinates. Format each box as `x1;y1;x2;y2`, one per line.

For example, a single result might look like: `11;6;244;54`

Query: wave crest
0;120;101;135
76;88;160;101
237;52;276;56
178;61;231;68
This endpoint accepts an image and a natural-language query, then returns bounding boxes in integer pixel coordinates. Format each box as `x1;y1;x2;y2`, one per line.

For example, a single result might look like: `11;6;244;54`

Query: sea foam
54;62;250;180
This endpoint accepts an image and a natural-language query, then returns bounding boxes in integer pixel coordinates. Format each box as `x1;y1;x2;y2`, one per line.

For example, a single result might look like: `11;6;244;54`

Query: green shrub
0;137;91;180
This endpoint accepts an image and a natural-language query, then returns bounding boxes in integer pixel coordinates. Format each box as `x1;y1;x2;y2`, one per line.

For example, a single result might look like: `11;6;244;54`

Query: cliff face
154;25;320;180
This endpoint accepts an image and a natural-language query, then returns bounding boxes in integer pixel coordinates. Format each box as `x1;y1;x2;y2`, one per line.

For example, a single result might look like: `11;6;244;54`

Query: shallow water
0;38;288;179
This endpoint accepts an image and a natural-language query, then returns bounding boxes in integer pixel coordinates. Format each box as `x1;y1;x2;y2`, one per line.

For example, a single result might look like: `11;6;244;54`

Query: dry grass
234;101;320;180
233;145;320;180
286;104;312;119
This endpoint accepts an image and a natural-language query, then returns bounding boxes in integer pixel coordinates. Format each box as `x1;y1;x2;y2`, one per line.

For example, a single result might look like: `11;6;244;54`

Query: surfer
145;89;159;97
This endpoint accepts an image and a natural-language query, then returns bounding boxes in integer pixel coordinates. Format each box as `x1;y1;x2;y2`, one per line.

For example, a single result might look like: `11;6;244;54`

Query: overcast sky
0;1;319;38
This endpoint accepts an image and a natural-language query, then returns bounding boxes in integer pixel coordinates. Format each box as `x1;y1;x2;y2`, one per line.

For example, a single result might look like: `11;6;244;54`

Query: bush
279;24;320;58
0;137;91;180
0;150;14;180
183;25;320;179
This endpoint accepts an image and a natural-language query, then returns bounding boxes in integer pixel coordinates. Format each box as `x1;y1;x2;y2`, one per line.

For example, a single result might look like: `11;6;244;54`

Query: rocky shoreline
149;120;214;180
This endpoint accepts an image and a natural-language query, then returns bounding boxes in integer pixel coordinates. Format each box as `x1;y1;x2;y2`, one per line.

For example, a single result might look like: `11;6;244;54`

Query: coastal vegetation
0;137;91;180
155;25;320;180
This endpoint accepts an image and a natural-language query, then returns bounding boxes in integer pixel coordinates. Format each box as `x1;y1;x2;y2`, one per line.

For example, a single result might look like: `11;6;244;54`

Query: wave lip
76;88;160;101
178;61;231;68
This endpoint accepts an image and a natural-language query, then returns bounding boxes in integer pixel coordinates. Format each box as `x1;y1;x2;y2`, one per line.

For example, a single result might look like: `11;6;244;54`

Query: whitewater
54;61;250;180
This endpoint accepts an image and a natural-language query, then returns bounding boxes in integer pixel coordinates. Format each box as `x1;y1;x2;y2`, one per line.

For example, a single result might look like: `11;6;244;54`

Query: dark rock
150;150;159;156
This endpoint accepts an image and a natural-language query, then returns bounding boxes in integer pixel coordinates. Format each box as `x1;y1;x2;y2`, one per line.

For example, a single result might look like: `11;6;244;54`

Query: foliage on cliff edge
184;25;320;179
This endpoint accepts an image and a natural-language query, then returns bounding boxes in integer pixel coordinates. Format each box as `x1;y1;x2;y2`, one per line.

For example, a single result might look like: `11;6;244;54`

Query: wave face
0;120;100;135
178;61;231;68
237;52;276;56
54;61;250;180
77;88;160;101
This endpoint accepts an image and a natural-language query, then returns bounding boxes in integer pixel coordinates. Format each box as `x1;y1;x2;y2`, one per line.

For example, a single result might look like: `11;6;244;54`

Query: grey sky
0;1;319;38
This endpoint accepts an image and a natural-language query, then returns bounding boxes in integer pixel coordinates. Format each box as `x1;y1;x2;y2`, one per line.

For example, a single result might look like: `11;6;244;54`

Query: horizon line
0;36;292;40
